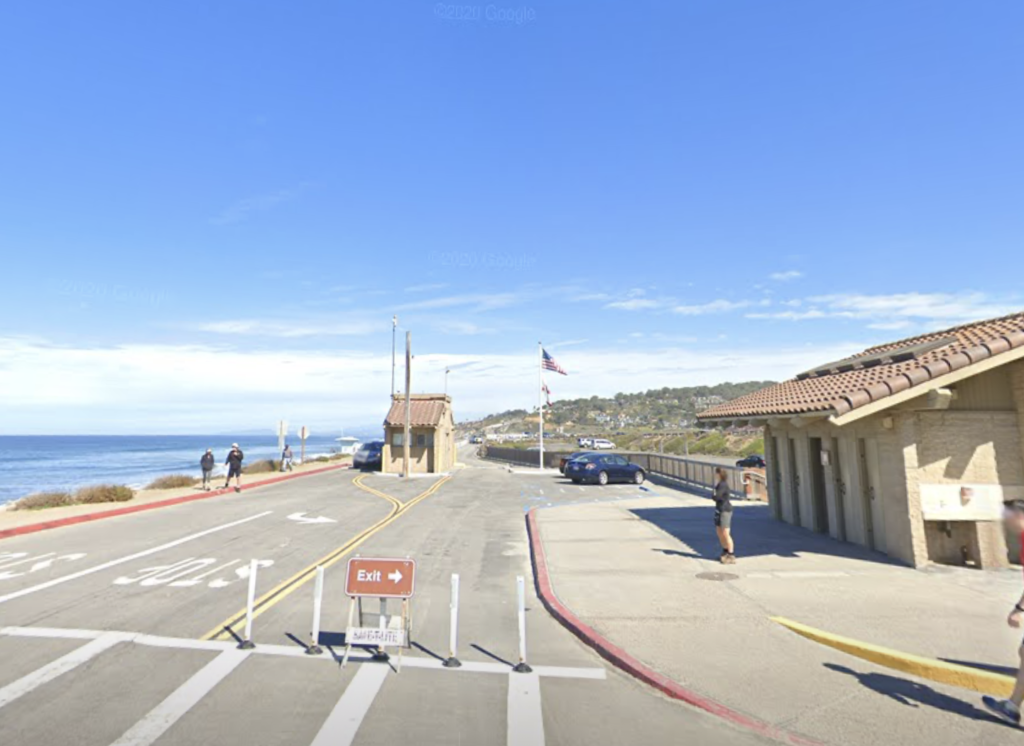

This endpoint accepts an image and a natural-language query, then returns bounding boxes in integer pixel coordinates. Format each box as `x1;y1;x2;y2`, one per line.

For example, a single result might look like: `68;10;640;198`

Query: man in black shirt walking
224;443;244;492
714;467;736;564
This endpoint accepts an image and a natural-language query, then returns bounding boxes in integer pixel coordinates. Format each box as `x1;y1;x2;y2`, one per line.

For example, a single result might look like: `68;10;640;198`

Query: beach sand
0;456;351;533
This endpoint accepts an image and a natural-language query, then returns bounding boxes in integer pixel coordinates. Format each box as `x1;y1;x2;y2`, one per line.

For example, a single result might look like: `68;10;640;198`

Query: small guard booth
381;394;456;474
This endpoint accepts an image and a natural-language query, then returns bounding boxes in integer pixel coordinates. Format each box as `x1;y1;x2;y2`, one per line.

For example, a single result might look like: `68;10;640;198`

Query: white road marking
0;632;130;709
309;663;389;746
287;512;337;525
507;672;545;746
0;626;606;679
107;649;250;746
0;512;273;605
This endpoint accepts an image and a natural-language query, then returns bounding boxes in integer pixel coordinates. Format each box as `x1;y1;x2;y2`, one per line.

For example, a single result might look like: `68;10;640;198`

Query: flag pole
538;342;544;470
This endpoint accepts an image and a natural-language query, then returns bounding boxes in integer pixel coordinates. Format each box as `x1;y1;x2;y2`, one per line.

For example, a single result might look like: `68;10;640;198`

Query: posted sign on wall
345;557;416;599
920;483;1008;521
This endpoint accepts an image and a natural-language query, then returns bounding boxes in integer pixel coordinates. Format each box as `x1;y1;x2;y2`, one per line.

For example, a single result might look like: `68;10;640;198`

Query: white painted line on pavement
309;662;389;746
0;626;607;679
107;649;250;746
0;632;131;710
507;672;544;746
0;512;274;605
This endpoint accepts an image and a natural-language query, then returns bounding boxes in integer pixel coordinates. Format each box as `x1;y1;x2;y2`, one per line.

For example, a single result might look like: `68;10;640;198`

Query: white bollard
374;597;389;661
307;565;325;655
238;558;258;649
444;573;461;668
513;575;532;673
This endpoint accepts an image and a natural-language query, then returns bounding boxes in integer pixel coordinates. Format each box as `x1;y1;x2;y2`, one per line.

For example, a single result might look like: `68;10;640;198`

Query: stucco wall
765;401;1020;567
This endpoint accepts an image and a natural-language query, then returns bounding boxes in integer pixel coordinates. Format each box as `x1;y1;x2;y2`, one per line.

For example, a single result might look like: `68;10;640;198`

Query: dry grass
243;459;280;474
145;474;199;490
75;484;135;504
12;491;76;511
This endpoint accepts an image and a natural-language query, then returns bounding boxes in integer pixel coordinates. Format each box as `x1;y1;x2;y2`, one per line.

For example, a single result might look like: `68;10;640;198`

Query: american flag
541;348;568;376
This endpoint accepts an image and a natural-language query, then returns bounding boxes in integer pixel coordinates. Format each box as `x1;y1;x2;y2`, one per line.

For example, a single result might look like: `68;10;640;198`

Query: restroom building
697;312;1024;568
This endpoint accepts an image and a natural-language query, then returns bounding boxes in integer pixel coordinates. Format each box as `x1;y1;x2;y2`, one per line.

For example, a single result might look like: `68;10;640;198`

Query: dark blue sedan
565;453;645;486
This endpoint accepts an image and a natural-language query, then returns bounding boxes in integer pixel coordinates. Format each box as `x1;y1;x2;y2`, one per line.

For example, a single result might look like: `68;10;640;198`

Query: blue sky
1;1;1022;433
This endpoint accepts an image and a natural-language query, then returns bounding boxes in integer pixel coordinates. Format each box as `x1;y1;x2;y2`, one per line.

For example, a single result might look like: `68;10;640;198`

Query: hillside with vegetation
459;381;774;458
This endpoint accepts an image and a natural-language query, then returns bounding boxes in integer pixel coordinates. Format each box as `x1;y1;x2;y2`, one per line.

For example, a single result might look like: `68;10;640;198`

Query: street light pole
391;315;398;395
403;331;412;479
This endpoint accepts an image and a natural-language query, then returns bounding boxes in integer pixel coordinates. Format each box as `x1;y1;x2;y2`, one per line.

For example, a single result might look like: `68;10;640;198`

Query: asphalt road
0;447;770;746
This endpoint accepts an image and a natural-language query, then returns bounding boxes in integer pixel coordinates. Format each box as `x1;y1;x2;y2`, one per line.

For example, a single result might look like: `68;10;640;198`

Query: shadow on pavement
941;658;1019;678
632;504;900;566
824;664;1013;728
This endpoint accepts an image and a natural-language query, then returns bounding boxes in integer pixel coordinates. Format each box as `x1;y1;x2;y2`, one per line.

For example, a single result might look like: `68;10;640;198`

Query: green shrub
145;474;198;490
243;459;280;474
12;491;76;511
75;484;135;504
691;431;728;455
740;437;765;457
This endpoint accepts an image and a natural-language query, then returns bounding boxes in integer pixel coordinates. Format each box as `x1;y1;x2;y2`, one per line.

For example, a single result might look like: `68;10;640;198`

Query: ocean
0;434;380;506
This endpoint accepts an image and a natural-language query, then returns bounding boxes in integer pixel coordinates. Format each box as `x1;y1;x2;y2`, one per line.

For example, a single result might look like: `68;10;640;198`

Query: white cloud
0;335;864;434
404;283;448;293
672;299;757;315
605;298;660;311
431;320;494;336
210;187;300;225
769;270;803;282
191;319;380;337
746;292;1019;326
396;293;519;312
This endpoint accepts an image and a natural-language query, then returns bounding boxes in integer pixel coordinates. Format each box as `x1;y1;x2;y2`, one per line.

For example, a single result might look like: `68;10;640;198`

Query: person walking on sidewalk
714;467;736;564
200;448;215;491
281;444;294;472
224;443;244;492
982;499;1024;727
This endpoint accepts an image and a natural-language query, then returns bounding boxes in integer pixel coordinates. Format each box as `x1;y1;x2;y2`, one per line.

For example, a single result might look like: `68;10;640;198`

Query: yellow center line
199;472;451;642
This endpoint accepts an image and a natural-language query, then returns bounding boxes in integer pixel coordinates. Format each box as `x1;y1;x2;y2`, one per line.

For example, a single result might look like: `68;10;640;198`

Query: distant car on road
577;437;593;448
353;440;384;470
469;435;483;444
559;451;594;474
735;455;766;469
564;453;645;486
591;438;616;450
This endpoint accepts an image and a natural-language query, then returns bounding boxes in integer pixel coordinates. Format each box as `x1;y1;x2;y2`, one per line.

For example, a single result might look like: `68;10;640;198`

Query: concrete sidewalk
535;487;1023;746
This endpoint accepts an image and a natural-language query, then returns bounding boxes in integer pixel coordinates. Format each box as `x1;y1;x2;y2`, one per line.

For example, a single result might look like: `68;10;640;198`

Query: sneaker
723;553;737;565
982;696;1021;725
234;487;241;493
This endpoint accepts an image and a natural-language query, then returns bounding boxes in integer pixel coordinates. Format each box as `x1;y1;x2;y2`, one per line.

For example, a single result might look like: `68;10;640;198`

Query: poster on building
919;483;1006;521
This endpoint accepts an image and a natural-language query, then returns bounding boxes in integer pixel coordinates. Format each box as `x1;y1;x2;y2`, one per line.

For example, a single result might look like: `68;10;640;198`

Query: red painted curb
0;463;352;542
525;508;822;746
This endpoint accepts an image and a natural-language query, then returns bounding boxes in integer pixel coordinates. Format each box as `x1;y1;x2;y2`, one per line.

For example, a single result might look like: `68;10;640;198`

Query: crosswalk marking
0;632;130;709
107;649;250;746
1;625;603;746
507;672;544;746
309;663;390;746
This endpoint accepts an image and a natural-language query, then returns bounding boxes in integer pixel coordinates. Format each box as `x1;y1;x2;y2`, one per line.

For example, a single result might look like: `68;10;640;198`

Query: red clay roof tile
698;310;1024;420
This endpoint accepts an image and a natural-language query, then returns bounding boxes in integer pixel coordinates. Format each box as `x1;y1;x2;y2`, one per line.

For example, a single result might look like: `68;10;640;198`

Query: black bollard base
305;644;324;656
372;649;390;662
238;640;256;650
512;662;533;673
443;657;462;668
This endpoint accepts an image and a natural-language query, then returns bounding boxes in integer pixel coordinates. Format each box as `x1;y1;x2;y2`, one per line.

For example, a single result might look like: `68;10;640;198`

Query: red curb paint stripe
525;508;821;746
0;464;352;542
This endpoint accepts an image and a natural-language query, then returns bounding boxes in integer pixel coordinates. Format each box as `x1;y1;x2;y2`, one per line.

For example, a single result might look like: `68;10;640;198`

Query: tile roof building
698;312;1024;568
382;394;456;474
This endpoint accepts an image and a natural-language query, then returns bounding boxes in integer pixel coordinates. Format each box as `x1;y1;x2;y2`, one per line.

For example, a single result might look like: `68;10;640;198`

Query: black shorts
227;464;242;478
714;509;733;529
